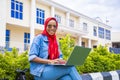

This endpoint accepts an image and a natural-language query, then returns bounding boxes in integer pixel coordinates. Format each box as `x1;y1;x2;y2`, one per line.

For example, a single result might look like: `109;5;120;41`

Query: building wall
6;0;30;27
111;32;120;48
36;2;51;19
6;24;30;51
0;0;112;52
111;32;120;42
70;15;78;28
80;17;111;47
55;9;66;25
0;0;7;46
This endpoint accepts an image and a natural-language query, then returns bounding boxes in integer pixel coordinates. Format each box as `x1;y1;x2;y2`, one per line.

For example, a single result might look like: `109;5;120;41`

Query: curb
81;70;120;80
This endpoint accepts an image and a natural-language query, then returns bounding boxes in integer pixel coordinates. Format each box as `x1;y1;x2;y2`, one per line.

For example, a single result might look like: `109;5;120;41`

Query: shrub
1;35;120;78
59;34;75;60
78;45;119;74
59;35;120;74
0;47;33;80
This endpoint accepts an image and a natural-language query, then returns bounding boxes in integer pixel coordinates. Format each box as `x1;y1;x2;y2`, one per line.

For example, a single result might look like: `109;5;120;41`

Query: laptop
50;46;91;66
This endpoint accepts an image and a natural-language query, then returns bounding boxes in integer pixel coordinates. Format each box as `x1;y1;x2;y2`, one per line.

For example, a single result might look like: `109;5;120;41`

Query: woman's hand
48;59;59;64
54;59;67;64
48;59;66;64
56;59;67;64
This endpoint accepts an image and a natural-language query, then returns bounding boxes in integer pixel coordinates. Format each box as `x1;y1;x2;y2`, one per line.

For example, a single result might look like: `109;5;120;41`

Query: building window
36;8;45;24
24;33;30;50
55;14;61;23
98;27;104;39
5;30;10;48
11;0;23;20
82;42;85;47
105;29;111;40
93;26;97;36
69;19;74;27
83;22;87;31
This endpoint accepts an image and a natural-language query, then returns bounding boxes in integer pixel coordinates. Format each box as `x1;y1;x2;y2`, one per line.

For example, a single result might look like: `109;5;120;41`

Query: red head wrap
42;17;59;60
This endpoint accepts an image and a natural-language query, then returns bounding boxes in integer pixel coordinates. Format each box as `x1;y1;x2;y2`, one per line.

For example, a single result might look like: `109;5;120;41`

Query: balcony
58;23;88;36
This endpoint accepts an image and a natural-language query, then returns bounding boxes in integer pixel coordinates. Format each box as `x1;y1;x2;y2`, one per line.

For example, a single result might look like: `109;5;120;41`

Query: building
109;32;120;53
0;0;111;52
111;32;120;48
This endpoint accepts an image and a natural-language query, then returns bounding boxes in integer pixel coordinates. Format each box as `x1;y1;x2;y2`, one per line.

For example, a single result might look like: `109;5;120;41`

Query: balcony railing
109;47;120;54
58;23;88;35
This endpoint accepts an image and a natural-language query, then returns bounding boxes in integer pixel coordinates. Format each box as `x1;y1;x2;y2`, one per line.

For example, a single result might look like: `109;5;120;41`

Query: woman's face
46;20;57;35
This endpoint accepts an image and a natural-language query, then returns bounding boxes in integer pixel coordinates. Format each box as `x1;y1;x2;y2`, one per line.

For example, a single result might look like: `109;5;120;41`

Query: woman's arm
31;57;60;64
31;57;50;64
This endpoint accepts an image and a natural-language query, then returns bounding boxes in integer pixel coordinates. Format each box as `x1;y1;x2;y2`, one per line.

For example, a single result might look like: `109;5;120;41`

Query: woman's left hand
55;59;66;64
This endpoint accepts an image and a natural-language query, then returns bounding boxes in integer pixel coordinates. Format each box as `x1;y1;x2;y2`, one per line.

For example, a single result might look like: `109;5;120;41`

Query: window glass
5;30;10;48
24;32;30;50
83;22;88;31
93;26;97;36
36;8;45;25
98;27;104;39
55;14;61;23
105;29;111;40
11;0;23;20
69;19;74;27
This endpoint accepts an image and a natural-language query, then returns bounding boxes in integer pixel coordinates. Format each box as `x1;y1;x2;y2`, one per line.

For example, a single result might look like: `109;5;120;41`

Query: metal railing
109;47;120;54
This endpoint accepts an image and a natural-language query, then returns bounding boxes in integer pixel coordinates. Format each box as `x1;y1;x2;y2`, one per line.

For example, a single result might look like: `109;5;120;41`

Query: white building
111;32;120;48
0;0;111;52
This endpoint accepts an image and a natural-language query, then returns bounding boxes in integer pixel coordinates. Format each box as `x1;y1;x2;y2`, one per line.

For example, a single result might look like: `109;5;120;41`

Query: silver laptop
50;46;91;66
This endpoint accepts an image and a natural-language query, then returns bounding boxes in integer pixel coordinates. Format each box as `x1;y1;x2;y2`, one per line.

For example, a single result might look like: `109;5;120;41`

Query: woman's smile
46;20;57;35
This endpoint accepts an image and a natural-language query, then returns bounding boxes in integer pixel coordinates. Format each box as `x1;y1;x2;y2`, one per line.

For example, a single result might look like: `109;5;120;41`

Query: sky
54;0;120;32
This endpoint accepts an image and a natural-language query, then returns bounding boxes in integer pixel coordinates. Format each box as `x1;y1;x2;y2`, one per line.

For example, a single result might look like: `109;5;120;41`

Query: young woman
29;17;82;80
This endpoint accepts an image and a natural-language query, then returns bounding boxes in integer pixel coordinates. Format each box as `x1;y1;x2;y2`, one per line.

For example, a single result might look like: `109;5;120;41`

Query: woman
29;17;82;80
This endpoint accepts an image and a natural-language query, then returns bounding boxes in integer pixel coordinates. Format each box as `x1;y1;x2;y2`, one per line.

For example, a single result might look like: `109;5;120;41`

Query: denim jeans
34;65;82;80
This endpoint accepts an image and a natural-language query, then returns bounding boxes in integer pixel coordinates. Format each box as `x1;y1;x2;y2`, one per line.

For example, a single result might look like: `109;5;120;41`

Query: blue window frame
24;33;30;50
11;0;23;20
105;30;111;40
93;26;97;36
98;27;104;39
5;30;10;48
36;8;45;24
24;33;30;43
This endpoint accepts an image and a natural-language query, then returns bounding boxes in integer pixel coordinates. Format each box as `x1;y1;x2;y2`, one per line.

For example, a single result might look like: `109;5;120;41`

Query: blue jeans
34;65;82;80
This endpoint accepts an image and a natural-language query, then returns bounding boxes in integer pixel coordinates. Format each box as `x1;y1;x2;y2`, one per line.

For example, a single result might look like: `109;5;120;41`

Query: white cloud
54;0;120;32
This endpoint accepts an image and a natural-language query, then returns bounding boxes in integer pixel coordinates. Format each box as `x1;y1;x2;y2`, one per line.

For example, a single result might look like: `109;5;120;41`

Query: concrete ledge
81;70;120;80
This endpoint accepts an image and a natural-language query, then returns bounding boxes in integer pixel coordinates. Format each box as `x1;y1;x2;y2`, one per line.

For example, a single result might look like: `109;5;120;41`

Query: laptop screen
66;46;91;66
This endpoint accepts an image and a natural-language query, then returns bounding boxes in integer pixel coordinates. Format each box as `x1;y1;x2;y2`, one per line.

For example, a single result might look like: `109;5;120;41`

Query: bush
0;47;33;80
78;45;120;74
1;35;120;78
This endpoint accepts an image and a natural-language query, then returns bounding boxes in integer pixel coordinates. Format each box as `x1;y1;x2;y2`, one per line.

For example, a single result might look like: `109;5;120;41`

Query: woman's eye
48;25;56;28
